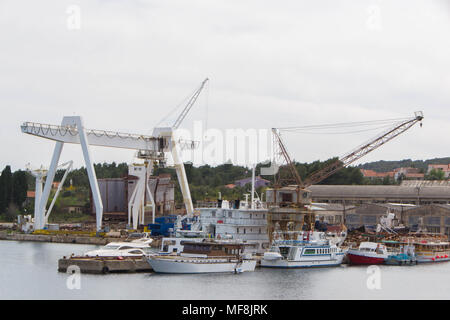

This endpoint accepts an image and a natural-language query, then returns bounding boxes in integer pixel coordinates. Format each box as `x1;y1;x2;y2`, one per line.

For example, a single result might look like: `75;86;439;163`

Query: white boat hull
148;257;256;274
260;253;344;268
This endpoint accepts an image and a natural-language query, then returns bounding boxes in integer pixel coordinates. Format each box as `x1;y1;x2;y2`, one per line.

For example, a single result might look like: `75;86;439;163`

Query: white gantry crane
26;161;73;230
21;78;208;231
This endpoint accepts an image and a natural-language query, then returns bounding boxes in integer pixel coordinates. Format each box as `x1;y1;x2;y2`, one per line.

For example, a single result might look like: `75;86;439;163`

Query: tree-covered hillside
2;156;449;221
357;157;450;173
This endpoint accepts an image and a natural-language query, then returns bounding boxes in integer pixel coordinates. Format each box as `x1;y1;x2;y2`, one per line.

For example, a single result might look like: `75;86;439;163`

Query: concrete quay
0;231;119;245
58;256;152;274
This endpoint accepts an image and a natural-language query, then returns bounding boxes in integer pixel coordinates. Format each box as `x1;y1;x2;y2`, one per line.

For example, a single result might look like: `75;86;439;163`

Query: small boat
347;242;389;265
260;231;346;268
409;239;450;263
148;240;257;274
381;235;450;264
384;241;417;266
385;253;417;266
84;242;151;257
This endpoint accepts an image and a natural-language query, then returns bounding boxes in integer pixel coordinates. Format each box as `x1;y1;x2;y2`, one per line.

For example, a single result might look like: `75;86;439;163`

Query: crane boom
302;111;424;188
272;128;303;186
172;78;209;129
21;122;165;152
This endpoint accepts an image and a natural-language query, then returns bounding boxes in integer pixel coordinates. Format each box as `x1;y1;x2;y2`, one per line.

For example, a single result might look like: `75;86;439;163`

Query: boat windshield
104;245;120;250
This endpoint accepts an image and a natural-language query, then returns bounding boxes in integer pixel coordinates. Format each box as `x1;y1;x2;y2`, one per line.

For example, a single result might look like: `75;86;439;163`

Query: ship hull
148;257;256;274
260;254;344;268
347;251;386;265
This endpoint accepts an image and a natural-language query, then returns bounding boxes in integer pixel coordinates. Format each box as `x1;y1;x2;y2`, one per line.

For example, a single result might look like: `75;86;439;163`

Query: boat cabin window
303;249;315;255
118;246;133;250
281;193;293;202
129;250;143;254
279;246;290;257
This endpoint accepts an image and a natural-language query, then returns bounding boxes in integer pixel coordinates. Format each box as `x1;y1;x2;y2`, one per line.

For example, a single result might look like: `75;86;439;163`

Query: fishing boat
260;231;345;268
347;242;390;265
394;238;450;263
384;242;417;265
379;234;450;264
147;240;257;273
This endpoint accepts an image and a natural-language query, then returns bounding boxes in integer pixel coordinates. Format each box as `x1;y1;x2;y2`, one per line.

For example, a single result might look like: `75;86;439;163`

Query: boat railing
272;240;312;246
157;255;245;264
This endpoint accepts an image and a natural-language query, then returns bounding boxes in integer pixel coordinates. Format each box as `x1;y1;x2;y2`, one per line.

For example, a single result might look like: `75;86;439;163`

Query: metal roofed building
401;180;450;187
307;185;450;205
307;203;356;226
344;203;450;236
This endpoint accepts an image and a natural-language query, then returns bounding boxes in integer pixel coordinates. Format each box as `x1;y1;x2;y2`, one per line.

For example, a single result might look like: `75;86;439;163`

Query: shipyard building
91;174;175;222
266;181;450;237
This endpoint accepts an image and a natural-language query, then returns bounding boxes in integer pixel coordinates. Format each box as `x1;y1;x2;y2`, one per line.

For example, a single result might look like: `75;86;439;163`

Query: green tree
4;203;20;222
0;166;13;213
12;170;27;209
427;168;445;180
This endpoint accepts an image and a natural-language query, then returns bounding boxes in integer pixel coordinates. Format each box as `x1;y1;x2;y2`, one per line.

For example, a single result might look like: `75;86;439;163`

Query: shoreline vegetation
0;157;449;223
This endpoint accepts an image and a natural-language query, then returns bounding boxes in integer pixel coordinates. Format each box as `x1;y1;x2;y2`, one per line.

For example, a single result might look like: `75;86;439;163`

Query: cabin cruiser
148;240;257;273
261;231;345;268
84;242;149;257
84;232;154;257
347;242;390;265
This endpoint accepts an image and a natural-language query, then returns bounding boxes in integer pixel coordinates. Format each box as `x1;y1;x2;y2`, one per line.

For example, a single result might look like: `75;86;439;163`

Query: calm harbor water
1;240;449;300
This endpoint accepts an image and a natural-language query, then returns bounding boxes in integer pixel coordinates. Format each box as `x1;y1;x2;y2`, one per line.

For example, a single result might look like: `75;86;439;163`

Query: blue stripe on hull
261;264;341;268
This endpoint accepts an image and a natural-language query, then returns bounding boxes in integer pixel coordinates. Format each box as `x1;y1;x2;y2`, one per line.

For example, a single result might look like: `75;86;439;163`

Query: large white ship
194;165;270;254
198;197;269;254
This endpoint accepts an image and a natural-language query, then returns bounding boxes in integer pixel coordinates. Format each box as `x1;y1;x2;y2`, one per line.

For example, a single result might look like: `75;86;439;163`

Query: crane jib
273;112;423;189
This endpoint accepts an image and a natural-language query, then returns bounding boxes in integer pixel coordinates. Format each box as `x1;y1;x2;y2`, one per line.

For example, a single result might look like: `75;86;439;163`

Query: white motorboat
261;231;345;268
148;240;257;273
84;242;151;257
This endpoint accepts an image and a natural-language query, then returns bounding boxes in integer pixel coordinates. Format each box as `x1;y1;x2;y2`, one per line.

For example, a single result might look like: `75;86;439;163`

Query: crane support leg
68;117;104;231
45;161;73;224
33;174;44;230
36;141;63;230
38;116;104;231
171;137;194;216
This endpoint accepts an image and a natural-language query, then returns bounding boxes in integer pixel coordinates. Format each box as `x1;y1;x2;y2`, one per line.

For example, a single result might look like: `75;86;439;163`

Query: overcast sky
1;0;449;171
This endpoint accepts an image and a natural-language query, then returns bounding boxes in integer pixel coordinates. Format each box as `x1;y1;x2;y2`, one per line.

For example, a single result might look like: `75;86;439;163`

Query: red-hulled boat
347;242;389;265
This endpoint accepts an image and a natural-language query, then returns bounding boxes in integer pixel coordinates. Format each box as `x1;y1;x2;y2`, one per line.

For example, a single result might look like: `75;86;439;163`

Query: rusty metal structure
267;111;424;239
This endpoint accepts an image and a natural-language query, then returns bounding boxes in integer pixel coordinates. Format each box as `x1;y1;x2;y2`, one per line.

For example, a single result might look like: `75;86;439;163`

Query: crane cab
265;186;312;207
